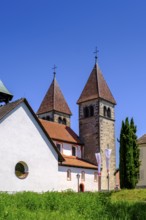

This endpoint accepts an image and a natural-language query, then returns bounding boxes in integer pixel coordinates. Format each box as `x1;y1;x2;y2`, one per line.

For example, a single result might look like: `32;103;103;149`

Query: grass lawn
0;189;146;220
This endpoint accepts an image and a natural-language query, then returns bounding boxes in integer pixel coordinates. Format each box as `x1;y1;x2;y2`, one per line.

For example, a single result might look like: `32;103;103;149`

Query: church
0;58;116;192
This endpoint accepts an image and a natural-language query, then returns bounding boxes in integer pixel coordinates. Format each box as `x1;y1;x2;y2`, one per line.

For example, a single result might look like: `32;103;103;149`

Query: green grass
0;189;146;220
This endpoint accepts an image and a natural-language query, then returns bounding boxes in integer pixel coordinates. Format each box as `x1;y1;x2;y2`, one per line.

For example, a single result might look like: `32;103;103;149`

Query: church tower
37;70;72;127
77;58;116;190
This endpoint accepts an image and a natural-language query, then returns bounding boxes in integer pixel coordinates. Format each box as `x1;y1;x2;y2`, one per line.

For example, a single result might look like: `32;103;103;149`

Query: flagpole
107;171;109;191
98;174;101;191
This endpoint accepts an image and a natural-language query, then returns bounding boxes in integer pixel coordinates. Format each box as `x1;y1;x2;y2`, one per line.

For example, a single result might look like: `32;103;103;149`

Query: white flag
105;149;112;172
95;153;101;175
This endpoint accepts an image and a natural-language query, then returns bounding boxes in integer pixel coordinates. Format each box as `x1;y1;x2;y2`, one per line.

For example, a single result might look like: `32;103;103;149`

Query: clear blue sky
0;0;146;167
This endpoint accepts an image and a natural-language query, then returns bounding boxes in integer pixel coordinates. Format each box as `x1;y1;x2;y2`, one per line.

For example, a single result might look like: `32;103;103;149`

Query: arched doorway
79;183;84;192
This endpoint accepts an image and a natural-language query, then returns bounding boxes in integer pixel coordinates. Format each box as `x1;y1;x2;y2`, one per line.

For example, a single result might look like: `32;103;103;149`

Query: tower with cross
77;50;116;190
37;66;72;126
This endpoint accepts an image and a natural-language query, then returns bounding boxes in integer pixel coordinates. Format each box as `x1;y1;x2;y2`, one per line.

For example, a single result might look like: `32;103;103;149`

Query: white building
0;80;98;192
0;59;116;192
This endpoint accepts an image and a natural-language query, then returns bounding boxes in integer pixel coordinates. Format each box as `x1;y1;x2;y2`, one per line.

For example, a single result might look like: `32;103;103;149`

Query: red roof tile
60;155;97;169
37;77;72;115
39;119;83;145
77;64;116;105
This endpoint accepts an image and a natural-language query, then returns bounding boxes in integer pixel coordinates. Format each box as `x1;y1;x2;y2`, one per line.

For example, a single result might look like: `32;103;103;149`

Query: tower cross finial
94;47;99;64
52;64;57;78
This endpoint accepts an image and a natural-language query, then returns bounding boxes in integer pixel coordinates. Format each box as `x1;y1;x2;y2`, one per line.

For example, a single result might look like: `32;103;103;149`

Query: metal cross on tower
52;64;57;78
94;47;99;64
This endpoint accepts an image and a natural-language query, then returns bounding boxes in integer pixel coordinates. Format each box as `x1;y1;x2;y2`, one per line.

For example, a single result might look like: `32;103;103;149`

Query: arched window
15;161;28;179
46;116;51;121
58;117;62;124
84;107;89;118
94;172;98;182
81;171;85;182
103;106;107;117
62;118;67;125
67;169;71;181
72;146;76;156
90;105;94;117
107;108;111;118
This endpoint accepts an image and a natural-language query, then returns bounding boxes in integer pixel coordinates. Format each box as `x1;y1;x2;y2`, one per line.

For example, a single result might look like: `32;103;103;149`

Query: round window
15;161;28;179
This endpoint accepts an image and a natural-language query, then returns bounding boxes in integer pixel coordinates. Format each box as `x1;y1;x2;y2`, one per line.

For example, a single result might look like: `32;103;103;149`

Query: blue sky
0;1;146;167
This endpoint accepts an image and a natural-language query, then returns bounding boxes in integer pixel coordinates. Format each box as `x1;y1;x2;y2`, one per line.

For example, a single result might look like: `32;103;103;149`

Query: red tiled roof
39;119;83;145
137;134;146;145
60;155;97;169
37;77;72;115
77;64;116;105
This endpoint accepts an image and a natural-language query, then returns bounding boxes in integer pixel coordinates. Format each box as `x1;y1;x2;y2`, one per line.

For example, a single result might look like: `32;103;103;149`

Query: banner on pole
105;149;112;173
95;153;101;176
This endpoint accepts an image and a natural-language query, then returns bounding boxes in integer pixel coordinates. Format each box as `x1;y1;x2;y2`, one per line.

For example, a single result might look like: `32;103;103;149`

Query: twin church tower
37;57;116;189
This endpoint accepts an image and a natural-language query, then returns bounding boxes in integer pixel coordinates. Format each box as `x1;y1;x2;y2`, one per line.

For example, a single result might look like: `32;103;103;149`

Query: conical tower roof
77;63;116;105
37;76;72;115
0;80;13;103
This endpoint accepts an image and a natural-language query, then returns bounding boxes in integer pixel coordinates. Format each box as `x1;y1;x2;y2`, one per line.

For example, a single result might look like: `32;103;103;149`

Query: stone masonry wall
79;99;116;190
79;100;99;165
99;100;116;190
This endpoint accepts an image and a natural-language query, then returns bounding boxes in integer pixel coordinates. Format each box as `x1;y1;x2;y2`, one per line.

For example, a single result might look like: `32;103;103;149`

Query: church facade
0;59;117;192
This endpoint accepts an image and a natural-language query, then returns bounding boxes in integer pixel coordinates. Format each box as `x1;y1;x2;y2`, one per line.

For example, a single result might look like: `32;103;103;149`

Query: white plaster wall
58;166;98;192
0;103;59;192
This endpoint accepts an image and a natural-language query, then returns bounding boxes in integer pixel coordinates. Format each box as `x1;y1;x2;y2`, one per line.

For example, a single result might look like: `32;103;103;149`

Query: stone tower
77;62;116;190
37;74;72;127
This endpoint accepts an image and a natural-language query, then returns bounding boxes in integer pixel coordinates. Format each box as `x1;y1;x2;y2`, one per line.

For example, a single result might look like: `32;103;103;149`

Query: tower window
67;169;71;181
46;116;51;121
84;106;94;118
72;146;76;156
103;106;107;117
84;107;89;118
107;108;111;118
58;117;62;124
90;105;94;116
62;118;67;125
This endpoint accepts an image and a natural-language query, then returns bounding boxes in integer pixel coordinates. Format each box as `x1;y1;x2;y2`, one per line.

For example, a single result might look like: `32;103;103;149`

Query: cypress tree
130;118;141;186
119;120;126;188
119;117;140;189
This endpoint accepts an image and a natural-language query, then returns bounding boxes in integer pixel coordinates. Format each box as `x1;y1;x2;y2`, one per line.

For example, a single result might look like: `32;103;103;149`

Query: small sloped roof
77;64;116;105
0;98;64;162
39;119;83;145
0;80;13;103
37;77;72;115
60;155;97;169
137;134;146;145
